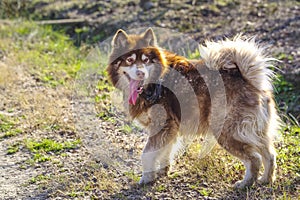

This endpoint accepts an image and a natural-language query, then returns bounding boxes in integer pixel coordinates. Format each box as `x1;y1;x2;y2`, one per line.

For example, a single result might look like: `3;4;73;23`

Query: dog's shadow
108;176;250;200
108;174;296;200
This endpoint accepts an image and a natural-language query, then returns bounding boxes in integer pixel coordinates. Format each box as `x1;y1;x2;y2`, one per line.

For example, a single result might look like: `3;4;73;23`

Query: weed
0;114;22;139
7;142;20;154
25;138;81;153
30;174;50;184
24;138;81;163
156;185;166;192
187;49;200;59
124;170;140;182
33;153;51;162
1;128;22;139
121;124;133;134
273;75;299;122
199;188;213;197
0;114;14;132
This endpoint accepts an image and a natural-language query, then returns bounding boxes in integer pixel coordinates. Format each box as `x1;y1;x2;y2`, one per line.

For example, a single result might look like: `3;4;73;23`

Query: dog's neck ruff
140;79;164;105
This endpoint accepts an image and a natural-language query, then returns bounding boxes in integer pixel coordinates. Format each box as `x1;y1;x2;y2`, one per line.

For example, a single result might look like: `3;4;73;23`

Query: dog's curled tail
199;35;277;91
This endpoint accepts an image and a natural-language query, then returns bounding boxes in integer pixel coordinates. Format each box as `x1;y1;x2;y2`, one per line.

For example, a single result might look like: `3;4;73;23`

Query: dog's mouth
124;72;144;105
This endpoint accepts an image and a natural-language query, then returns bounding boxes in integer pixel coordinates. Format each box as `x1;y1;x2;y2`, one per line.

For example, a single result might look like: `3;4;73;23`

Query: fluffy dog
106;28;280;188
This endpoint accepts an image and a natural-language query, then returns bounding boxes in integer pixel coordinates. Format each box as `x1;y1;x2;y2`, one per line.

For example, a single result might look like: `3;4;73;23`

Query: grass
156;184;167;192
0;10;298;199
124;170;140;182
30;174;51;184
23;138;81;163
25;138;81;153
7;142;20;154
0;114;22;139
0;21;83;87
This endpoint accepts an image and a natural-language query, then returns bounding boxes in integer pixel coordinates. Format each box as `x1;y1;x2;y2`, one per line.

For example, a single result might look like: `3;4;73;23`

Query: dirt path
0;59;85;199
0;61;43;199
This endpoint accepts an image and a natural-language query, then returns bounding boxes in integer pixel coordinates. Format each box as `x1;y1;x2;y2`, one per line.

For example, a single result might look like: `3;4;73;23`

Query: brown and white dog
106;28;280;188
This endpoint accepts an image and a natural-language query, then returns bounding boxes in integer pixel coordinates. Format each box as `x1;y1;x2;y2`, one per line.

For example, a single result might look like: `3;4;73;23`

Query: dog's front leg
139;119;178;184
139;149;159;184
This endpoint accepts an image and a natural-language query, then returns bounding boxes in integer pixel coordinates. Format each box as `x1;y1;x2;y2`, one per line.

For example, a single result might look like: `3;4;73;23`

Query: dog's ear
142;28;157;46
112;29;128;48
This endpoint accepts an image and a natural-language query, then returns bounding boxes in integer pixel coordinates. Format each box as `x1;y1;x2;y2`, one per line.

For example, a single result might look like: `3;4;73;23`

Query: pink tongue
129;79;140;105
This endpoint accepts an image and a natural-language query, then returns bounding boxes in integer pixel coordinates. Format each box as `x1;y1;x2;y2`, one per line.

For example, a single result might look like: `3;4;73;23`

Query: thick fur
106;28;280;189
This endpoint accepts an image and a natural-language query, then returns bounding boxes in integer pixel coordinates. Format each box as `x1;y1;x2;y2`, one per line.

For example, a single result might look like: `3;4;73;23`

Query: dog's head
107;28;167;105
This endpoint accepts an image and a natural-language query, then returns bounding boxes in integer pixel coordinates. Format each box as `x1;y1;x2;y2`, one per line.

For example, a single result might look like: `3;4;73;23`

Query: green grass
30;174;51;184
124;170;140;182
25;138;81;163
120;124;133;134
7;142;20;154
156;184;166;192
0;114;22;139
0;21;83;87
0;114;15;132
25;138;81;153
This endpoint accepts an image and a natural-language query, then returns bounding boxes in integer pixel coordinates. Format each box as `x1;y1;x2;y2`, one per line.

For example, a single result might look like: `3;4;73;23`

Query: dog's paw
138;172;156;185
257;176;275;185
156;165;170;177
234;179;254;189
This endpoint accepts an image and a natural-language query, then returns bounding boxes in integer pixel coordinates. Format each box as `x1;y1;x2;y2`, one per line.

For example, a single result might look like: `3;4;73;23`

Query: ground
0;0;299;199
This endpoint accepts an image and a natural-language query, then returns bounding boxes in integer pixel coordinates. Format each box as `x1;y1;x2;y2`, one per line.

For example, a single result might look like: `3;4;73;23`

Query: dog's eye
143;57;149;64
142;54;150;64
126;57;134;65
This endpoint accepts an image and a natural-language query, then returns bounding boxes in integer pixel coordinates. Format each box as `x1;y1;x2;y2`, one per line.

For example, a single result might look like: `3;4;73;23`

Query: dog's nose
136;70;145;79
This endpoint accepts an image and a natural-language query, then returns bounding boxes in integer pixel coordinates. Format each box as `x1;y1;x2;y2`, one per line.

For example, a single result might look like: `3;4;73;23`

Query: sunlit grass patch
124;170;140;182
29;174;51;184
0;21;83;87
25;138;81;153
7;142;21;154
0;114;22;139
25;138;81;163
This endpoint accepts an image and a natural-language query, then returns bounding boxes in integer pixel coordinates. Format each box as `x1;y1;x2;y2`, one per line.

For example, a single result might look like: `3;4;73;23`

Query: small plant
276;52;293;61
199;188;213;197
0;114;14;132
25;138;81;153
30;174;50;184
121;124;133;134
156;185;166;192
33;153;51;162
124;170;140;182
25;138;81;163
7;143;20;154
0;114;22;139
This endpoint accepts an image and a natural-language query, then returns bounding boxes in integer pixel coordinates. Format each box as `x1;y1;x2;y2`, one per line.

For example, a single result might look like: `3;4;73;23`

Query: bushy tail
199;35;276;91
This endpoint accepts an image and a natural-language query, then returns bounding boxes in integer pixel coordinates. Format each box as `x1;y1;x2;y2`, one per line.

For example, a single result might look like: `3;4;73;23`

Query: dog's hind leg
216;120;262;189
258;145;276;185
139;119;178;184
258;99;278;185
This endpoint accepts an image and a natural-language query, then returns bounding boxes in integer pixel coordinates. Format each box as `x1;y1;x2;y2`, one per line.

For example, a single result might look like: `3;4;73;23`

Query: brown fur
106;28;280;188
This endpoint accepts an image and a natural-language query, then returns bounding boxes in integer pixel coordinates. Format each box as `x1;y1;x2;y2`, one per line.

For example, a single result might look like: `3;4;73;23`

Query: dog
106;28;280;189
